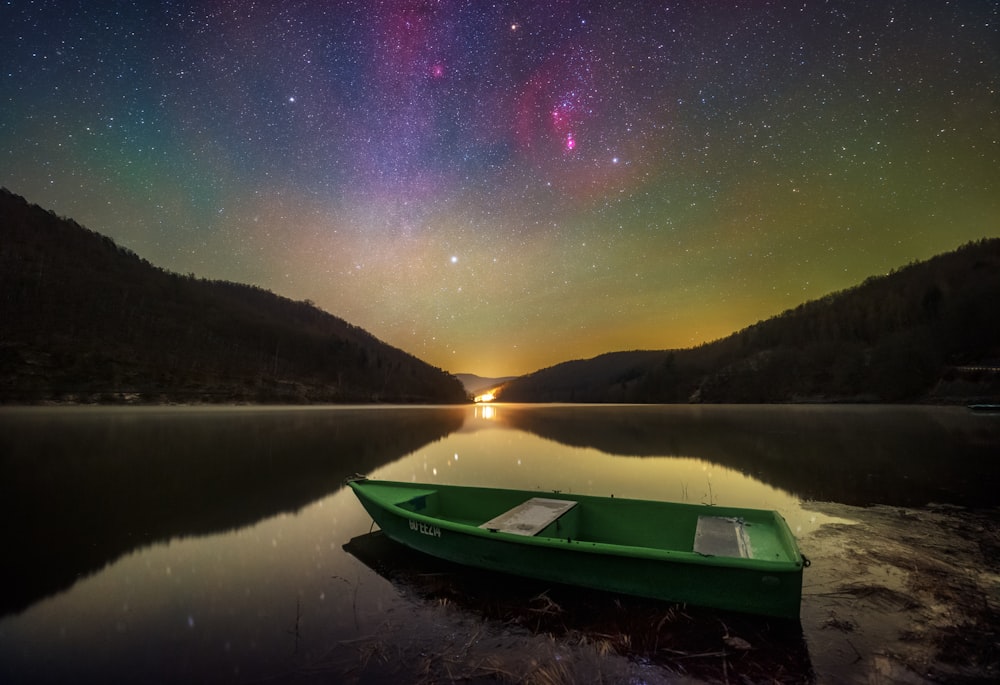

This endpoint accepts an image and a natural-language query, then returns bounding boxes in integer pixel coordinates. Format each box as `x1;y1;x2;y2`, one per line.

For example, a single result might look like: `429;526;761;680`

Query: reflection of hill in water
0;407;464;617
497;405;1000;508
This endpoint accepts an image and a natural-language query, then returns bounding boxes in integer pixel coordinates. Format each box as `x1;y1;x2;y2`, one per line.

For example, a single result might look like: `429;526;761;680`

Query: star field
2;1;998;377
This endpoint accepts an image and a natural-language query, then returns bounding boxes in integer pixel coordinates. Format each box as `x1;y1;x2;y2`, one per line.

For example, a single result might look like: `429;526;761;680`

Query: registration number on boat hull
409;519;442;537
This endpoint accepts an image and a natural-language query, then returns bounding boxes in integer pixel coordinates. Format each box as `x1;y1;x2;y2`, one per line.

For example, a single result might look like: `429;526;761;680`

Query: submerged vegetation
0;189;467;404
501;238;1000;404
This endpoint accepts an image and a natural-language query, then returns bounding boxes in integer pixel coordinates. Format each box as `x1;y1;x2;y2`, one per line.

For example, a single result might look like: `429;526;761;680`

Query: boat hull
348;479;805;619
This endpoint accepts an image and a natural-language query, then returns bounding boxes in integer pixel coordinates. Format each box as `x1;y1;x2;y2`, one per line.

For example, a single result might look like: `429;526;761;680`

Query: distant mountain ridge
0;189;468;403
500;239;1000;404
455;373;519;396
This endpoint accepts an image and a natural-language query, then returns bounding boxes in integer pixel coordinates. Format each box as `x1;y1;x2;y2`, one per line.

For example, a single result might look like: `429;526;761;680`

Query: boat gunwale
348;479;805;572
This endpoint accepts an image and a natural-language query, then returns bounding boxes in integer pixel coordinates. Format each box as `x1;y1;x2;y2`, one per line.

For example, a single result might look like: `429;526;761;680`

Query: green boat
347;478;808;619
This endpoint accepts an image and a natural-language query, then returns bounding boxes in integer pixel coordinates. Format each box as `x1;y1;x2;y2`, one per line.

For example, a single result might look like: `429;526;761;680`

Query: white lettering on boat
408;519;442;538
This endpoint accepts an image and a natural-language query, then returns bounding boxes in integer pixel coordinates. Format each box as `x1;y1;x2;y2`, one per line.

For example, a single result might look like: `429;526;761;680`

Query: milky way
2;1;998;376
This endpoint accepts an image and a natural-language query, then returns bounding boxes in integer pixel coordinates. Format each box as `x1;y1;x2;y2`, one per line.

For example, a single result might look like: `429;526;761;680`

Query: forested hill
500;238;1000;404
0;189;467;404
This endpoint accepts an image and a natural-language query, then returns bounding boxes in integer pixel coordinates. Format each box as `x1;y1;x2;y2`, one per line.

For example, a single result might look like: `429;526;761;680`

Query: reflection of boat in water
347;478;808;619
344;529;813;682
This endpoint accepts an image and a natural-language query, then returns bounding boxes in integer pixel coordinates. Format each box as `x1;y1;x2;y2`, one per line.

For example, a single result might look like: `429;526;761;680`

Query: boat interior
382;483;795;562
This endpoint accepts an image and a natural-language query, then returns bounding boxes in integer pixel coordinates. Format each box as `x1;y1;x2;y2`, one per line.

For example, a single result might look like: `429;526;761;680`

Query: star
0;0;995;378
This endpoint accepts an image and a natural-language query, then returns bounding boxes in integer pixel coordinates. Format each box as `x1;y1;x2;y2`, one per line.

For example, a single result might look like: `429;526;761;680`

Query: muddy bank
277;502;999;684
801;502;1000;684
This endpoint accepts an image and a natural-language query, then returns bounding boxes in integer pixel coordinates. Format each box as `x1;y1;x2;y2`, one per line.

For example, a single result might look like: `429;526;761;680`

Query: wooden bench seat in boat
694;515;754;558
479;498;577;536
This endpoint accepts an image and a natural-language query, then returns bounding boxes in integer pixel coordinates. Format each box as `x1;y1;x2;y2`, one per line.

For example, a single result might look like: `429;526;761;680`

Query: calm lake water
1;404;998;683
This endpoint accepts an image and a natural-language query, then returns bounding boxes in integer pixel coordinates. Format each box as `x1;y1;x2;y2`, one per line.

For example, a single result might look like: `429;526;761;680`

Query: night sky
2;1;998;377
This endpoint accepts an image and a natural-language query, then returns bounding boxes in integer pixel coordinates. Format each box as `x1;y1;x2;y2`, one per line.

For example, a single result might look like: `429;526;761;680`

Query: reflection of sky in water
373;404;852;538
0;491;390;683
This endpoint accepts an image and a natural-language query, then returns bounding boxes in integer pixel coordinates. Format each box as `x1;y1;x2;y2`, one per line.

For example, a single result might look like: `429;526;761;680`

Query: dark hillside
0;189;468;403
500;239;1000;404
494;351;668;403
